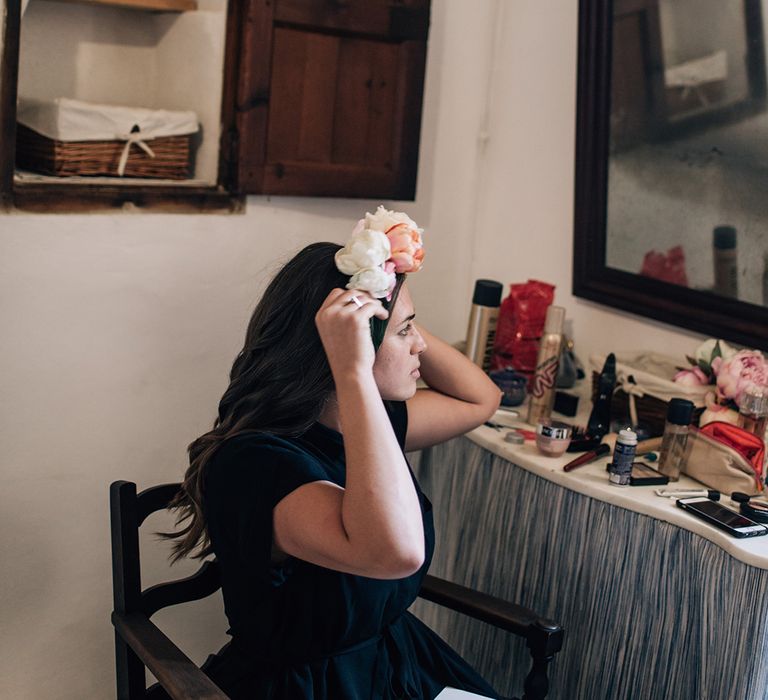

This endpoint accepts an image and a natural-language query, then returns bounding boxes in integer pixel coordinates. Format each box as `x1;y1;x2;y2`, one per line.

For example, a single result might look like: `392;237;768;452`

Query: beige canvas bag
683;427;764;496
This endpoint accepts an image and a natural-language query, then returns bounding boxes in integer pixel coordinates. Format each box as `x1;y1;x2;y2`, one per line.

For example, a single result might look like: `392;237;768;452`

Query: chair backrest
110;480;226;700
111;480;221;618
110;479;563;700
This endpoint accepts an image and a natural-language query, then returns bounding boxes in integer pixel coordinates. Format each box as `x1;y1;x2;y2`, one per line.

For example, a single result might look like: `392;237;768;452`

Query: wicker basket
16;124;192;180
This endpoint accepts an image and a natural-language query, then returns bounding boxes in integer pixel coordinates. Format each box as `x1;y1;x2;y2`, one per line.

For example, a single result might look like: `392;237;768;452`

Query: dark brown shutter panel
235;0;430;199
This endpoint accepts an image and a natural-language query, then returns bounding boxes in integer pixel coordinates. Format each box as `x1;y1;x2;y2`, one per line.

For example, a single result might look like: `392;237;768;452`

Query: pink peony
716;350;768;407
385;223;424;273
673;366;709;386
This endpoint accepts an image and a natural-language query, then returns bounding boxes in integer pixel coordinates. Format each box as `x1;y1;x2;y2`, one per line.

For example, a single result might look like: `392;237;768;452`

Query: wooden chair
111;480;564;700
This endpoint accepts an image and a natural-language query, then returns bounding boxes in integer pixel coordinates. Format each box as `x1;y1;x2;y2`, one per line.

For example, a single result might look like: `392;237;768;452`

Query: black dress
201;401;500;699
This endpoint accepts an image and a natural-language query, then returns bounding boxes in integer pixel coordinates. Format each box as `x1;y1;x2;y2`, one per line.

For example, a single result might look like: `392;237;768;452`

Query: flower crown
335;206;424;300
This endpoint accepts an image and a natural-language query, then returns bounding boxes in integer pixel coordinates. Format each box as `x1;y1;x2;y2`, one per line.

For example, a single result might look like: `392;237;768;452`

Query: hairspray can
527;305;565;425
609;428;637;486
465;280;503;371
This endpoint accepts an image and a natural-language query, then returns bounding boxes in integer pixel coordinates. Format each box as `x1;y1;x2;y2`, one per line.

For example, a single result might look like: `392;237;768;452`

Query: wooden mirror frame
573;0;768;351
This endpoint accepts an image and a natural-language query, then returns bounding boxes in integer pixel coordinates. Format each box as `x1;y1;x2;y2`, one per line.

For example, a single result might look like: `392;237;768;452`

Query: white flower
364;205;421;235
346;266;396;298
334;229;391;275
694;338;737;366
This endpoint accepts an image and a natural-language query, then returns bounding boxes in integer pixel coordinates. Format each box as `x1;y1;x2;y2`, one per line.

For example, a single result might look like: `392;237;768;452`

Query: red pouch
698;421;765;486
490;280;555;379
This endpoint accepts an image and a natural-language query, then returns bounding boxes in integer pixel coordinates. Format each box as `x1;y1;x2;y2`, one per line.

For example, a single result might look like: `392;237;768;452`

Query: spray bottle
527;305;565;425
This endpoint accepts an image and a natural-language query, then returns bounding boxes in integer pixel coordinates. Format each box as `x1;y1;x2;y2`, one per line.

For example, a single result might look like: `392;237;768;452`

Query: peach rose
385;223;424;273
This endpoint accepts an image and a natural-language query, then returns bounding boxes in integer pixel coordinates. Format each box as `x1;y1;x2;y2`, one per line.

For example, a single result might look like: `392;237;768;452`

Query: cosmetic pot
535;420;572;457
489;367;528;407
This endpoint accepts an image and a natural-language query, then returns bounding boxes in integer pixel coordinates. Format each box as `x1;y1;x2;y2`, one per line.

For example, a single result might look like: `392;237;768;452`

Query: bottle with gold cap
527;305;565;425
465;279;503;371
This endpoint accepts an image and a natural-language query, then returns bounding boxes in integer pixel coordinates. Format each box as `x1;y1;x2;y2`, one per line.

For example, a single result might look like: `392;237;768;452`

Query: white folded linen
17;96;198;142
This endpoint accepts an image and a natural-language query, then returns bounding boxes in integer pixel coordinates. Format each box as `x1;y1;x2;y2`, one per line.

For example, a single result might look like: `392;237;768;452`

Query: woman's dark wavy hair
162;241;402;562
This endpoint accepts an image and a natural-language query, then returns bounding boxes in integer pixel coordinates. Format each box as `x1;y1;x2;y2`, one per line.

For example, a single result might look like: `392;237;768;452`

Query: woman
166;208;502;699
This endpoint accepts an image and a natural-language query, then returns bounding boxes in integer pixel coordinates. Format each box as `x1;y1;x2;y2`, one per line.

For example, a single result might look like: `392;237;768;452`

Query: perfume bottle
657;398;695;482
738;389;768;443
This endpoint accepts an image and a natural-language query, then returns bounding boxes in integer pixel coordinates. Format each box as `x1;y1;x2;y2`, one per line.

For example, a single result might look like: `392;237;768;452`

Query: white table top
462;400;768;570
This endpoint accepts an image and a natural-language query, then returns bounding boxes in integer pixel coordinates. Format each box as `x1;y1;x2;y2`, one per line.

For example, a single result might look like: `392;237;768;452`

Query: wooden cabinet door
233;0;430;199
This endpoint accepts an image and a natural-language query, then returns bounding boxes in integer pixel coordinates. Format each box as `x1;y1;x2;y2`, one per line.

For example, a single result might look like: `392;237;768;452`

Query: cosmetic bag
683;421;765;496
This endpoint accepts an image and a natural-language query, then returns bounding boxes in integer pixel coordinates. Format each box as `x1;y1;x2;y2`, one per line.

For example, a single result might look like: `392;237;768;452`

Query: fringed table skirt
409;435;768;700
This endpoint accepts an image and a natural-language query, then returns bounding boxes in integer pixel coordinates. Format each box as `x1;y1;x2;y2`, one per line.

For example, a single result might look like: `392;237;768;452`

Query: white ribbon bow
116;129;156;177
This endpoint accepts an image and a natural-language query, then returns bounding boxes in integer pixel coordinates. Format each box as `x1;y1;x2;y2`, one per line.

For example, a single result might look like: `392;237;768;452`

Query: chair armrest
418;575;563;655
112;612;228;700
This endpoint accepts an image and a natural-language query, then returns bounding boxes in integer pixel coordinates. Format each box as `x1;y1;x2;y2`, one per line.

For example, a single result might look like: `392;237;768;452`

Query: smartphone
676;497;768;538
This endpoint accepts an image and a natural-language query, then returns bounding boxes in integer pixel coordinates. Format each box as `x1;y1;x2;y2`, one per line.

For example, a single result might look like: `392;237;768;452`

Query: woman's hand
315;288;389;378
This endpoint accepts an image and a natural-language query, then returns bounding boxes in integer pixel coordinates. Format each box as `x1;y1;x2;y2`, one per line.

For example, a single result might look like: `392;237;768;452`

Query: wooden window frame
0;0;430;212
0;0;244;213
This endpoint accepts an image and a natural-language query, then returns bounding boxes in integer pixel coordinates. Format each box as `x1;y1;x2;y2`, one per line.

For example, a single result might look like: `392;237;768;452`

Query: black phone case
676;500;767;538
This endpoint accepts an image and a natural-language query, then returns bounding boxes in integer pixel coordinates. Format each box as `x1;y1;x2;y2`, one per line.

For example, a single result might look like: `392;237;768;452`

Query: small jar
489;368;528;407
535;419;572;457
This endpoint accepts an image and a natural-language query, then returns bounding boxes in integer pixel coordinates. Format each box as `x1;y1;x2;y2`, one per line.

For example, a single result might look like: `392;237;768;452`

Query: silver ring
349;294;363;308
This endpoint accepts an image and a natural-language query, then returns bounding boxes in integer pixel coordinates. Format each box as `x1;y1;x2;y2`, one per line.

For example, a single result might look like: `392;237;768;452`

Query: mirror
574;0;768;350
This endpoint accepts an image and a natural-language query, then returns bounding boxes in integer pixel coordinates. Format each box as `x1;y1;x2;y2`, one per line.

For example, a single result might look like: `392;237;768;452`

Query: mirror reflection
606;0;768;307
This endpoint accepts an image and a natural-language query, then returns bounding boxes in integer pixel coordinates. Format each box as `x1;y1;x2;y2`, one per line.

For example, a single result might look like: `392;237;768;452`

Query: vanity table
409;409;768;700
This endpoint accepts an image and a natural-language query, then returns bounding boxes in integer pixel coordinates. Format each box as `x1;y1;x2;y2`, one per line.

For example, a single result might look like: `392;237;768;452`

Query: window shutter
234;0;430;199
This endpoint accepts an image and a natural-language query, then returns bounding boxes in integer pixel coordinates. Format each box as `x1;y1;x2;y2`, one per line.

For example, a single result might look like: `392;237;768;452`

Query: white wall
0;1;706;698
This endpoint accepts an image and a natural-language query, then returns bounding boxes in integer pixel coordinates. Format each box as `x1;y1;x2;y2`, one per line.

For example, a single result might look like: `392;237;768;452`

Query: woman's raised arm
405;325;502;452
272;288;425;579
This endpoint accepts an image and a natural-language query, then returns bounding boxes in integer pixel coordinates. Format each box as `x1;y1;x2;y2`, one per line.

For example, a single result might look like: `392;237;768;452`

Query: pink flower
385;223;424;273
673;366;709;386
716;350;768;407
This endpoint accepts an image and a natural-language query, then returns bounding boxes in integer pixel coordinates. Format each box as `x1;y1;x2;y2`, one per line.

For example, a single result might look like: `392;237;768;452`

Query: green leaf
711;340;723;361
